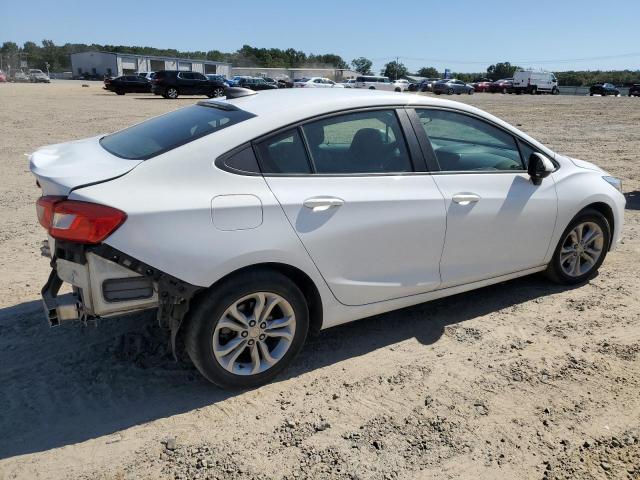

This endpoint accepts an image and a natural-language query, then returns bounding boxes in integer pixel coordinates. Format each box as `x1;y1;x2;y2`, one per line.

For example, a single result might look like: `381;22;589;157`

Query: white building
71;51;232;78
231;67;359;82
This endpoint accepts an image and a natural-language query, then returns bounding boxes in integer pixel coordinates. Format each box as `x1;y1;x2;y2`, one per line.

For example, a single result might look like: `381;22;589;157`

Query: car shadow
624;191;640;210
0;273;578;459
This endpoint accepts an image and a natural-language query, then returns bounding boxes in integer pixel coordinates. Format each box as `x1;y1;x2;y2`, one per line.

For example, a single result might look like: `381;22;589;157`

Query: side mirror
528;152;555;185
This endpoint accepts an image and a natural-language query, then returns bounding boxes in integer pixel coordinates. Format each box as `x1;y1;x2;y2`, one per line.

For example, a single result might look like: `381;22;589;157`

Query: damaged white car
31;88;625;389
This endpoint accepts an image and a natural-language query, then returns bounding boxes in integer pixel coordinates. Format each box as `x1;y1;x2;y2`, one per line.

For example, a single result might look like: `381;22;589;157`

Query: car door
192;72;209;95
178;72;195;94
257;108;447;306
411;108;558;287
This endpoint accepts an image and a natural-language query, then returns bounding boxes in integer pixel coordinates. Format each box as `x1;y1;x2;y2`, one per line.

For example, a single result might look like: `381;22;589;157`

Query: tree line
0;40;349;72
2;40;638;86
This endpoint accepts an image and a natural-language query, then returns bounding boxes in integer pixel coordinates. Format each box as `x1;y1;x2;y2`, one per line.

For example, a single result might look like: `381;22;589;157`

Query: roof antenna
224;87;257;99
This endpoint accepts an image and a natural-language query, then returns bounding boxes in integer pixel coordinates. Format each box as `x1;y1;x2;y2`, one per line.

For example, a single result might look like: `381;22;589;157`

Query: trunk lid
30;136;142;196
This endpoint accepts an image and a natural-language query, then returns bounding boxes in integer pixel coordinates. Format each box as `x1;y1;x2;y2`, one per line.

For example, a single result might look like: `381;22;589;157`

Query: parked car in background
471;78;492;92
29;69;51;83
260;77;280;88
206;74;232;87
237;77;278;91
432;79;474;95
489;78;513;94
417;78;441;92
151;70;226;99
228;76;251;87
342;79;356;88
276;77;294;88
512;70;559;95
30;88;625;389
629;84;640;97
104;75;152;95
394;79;410;91
12;70;30;82
590;83;620;96
0;70;6;82
296;77;345;88
137;72;156;81
354;75;406;92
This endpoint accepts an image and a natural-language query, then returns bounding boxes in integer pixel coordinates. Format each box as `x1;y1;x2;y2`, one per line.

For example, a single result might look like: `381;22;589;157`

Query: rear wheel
467;88;474;95
184;270;309;389
369;86;375;90
213;87;225;97
546;209;610;285
447;88;454;95
530;87;537;95
116;89;125;96
552;87;559;95
164;87;179;99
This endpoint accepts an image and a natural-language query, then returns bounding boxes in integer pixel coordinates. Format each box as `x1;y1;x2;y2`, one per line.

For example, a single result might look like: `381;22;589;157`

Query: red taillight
36;195;64;230
36;196;126;244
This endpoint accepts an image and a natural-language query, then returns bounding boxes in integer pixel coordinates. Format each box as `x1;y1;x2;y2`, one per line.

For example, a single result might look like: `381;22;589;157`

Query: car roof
180;89;555;163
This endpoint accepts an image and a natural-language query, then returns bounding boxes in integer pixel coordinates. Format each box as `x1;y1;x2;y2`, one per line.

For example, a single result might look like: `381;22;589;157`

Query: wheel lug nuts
248;339;255;346
241;331;248;338
260;322;267;329
249;320;256;327
259;334;266;341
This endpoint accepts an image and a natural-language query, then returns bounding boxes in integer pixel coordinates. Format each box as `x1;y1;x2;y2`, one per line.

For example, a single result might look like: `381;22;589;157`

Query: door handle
452;193;481;205
303;197;344;212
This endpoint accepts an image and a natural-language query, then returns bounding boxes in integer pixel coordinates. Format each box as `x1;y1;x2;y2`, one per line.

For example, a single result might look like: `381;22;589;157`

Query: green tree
382;60;408;80
486;62;519;80
351;57;373;75
416;66;439;78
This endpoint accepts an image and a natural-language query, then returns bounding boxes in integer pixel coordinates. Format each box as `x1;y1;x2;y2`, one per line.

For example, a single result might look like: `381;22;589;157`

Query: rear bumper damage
41;240;202;353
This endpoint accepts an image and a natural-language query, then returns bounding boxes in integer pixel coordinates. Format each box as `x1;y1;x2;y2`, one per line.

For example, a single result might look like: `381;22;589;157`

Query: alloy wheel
212;292;296;375
559;221;604;277
167;88;178;99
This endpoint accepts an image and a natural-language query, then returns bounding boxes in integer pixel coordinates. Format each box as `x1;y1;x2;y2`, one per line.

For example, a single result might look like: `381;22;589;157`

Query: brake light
36;196;126;244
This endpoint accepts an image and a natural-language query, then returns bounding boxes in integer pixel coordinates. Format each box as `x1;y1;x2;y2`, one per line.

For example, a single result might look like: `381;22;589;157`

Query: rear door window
100;104;256;160
301;110;413;174
256;129;312;174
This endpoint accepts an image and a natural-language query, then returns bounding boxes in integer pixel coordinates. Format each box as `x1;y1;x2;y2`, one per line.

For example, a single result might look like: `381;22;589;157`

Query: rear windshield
100;104;255;160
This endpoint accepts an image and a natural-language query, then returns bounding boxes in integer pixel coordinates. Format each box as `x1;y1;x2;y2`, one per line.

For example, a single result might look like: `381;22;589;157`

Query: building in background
70;51;232;78
230;66;359;81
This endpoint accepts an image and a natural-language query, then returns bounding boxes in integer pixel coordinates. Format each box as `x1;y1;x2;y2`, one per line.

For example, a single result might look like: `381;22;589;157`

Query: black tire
394;87;401;92
447;88;454;95
552;87;559;95
116;89;125;96
530;87;537;95
467;88;474;95
502;88;507;94
184;270;309;389
368;86;375;90
165;87;179;99
545;208;611;285
213;87;224;98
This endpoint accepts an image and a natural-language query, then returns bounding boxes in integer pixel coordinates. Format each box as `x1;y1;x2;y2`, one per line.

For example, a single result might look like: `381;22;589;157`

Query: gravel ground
0;81;638;480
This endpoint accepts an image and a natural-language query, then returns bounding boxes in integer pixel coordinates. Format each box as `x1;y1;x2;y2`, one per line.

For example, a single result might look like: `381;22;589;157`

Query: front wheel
116;89;125;96
546;209;610;285
447;88;454;95
184;270;309;389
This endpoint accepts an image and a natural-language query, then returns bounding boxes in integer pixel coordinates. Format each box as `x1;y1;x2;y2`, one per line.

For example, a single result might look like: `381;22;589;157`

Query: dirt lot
0;81;638;480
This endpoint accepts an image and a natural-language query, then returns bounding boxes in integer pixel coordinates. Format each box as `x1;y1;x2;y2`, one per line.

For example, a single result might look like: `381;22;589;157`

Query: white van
512;70;559;95
354;75;407;92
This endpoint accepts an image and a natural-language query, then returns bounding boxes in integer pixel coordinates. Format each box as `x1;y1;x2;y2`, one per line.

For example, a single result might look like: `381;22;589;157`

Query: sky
1;0;639;73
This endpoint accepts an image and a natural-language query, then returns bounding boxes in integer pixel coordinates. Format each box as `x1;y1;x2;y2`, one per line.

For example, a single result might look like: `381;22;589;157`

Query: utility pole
395;56;399;80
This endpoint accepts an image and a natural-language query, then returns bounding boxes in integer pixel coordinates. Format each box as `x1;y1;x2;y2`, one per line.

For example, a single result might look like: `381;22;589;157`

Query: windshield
100;104;256;160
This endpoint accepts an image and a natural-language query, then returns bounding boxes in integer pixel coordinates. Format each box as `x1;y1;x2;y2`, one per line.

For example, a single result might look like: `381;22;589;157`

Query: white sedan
295;77;345;88
31;88;625;389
